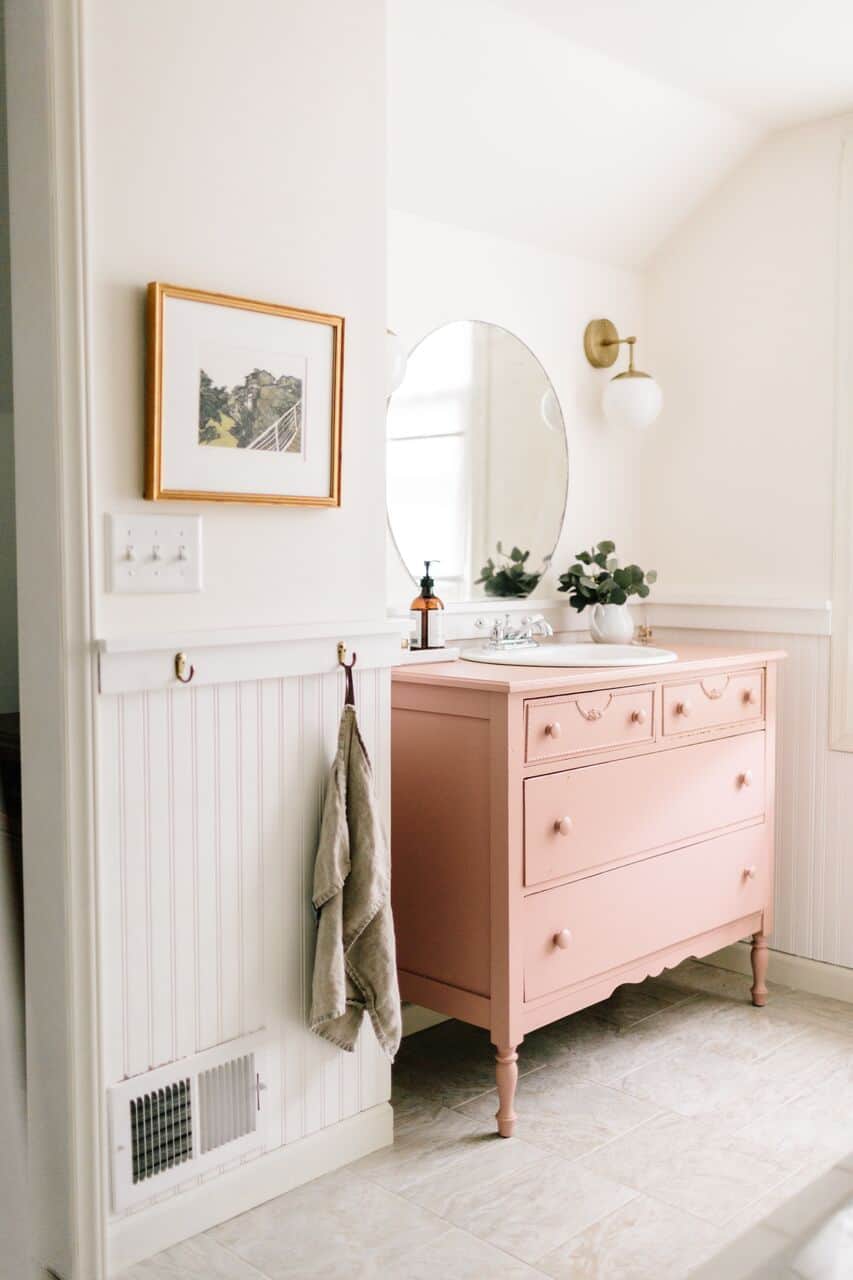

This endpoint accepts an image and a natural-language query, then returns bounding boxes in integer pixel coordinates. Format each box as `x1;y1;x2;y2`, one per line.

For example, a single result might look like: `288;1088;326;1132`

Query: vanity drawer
662;668;763;737
523;825;769;1002
523;731;765;887
525;685;655;763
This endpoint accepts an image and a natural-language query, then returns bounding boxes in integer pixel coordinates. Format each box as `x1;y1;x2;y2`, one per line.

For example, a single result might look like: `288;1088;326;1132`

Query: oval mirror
387;320;568;603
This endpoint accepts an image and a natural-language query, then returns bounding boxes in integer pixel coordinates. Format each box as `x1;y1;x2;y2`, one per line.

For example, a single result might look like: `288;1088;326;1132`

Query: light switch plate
108;514;203;593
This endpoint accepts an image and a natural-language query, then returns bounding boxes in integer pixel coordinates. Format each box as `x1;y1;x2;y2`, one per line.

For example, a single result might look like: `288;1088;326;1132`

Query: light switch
108;514;203;593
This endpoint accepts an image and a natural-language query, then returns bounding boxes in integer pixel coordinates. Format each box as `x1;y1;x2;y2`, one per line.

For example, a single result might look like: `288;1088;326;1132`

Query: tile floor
121;959;853;1279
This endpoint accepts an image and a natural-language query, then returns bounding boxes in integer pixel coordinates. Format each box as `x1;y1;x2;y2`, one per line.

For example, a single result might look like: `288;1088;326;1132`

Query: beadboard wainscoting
96;628;399;1272
659;626;853;969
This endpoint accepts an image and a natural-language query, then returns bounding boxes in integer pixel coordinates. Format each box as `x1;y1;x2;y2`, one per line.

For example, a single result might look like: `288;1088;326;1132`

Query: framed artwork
145;283;343;505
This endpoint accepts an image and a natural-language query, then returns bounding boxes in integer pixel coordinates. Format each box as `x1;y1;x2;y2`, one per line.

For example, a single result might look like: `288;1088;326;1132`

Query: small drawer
662;668;763;737
523;825;769;1002
523;731;765;887
525;685;655;763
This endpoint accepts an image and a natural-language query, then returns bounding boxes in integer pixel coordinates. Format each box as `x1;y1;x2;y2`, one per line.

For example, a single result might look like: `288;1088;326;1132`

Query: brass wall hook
337;642;357;707
175;651;195;684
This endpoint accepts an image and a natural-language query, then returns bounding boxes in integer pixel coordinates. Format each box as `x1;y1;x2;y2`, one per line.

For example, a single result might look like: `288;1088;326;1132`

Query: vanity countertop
392;642;786;694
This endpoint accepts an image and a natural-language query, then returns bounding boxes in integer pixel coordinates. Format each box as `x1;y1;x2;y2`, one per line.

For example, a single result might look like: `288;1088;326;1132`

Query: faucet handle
475;616;502;645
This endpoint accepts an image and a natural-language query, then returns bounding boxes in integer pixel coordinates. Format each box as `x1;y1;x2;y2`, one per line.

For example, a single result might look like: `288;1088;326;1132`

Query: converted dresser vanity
391;644;784;1137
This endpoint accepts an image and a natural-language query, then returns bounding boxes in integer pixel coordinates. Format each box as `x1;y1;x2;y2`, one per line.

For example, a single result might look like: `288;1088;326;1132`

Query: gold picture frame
145;282;344;505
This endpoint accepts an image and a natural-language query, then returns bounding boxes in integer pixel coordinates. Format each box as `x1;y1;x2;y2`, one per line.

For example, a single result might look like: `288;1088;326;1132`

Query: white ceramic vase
590;602;634;644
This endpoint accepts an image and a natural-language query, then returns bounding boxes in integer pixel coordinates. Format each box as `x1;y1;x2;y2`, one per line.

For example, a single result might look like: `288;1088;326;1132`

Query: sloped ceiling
389;0;853;266
496;0;853;129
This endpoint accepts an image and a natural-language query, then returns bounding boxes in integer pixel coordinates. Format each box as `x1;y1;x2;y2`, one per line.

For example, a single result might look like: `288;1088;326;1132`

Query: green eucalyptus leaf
597;540;616;554
610;587;627;605
646;570;658;583
636;583;650;598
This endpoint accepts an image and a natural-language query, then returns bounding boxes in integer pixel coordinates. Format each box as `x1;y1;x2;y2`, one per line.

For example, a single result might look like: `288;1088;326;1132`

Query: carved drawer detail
525;685;654;763
662;668;764;736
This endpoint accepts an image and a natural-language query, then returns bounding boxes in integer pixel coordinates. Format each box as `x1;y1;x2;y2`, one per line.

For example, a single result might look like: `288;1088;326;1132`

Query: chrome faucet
474;613;554;650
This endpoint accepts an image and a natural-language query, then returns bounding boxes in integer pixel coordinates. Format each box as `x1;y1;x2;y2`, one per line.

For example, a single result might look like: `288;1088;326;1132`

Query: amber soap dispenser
410;560;445;650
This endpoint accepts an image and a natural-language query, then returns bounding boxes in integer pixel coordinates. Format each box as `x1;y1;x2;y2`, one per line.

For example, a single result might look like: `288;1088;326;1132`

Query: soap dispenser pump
410;560;445;651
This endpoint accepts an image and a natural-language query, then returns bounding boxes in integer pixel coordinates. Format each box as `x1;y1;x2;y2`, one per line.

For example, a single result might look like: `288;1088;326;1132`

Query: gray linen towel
309;704;401;1060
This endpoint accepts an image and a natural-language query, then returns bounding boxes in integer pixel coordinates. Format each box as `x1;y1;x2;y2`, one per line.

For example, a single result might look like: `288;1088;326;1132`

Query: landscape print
198;342;305;454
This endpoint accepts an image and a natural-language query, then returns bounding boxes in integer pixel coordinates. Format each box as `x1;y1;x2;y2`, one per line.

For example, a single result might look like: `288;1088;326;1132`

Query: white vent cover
108;1033;270;1211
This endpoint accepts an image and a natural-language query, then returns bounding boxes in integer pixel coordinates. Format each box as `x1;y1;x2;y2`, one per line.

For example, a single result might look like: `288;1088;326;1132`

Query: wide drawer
662;668;764;737
523;825;768;1002
525;685;655;763
524;731;765;887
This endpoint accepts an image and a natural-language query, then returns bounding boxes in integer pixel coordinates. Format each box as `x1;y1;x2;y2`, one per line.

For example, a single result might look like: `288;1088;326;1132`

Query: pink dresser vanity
391;644;784;1137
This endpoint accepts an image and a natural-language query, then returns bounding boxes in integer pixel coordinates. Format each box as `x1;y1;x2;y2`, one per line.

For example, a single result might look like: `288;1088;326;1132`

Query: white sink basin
459;642;677;667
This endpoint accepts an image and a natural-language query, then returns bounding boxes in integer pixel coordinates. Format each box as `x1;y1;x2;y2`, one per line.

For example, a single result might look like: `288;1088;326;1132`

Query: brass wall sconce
583;318;663;429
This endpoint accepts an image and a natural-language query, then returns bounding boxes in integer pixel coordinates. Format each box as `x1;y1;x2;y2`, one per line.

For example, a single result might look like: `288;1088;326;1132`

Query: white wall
388;210;646;610
641;114;847;604
87;0;387;639
642;113;853;969
6;1;389;1274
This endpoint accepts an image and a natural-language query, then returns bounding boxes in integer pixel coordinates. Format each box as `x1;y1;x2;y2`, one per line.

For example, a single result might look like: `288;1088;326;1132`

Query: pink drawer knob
739;769;754;788
743;865;757;880
744;688;758;705
554;928;573;949
676;699;692;717
545;721;562;739
631;708;647;725
554;816;573;837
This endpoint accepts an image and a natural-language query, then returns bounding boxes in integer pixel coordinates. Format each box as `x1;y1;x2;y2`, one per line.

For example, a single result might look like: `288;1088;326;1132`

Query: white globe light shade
602;372;663;429
386;330;408;397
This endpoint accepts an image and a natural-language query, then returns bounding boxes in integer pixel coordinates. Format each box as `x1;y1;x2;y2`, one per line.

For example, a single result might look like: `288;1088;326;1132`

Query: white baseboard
108;1103;393;1277
401;1003;450;1037
706;943;853;1003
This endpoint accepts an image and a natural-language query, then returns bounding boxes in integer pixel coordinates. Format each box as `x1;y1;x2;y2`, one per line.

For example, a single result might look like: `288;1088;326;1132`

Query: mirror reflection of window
387;321;568;603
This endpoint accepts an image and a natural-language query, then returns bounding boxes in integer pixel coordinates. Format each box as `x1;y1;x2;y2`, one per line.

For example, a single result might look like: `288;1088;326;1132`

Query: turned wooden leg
495;1045;519;1138
751;932;768;1007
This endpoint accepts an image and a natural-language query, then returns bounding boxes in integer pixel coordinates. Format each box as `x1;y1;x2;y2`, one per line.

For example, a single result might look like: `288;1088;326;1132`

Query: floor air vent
109;1033;269;1211
130;1078;192;1184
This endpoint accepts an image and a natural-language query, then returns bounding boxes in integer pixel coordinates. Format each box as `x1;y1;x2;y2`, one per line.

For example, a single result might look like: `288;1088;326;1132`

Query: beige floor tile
400;1132;551;1219
365;1119;544;1203
210;1168;447;1279
537;1194;721;1280
523;1000;712;1086
351;1102;489;1190
614;1043;764;1118
673;1000;809;1064
414;1150;636;1265
725;1094;853;1173
383;1226;544;1279
457;1070;662;1159
774;990;853;1034
580;1111;788;1227
119;1235;268;1278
